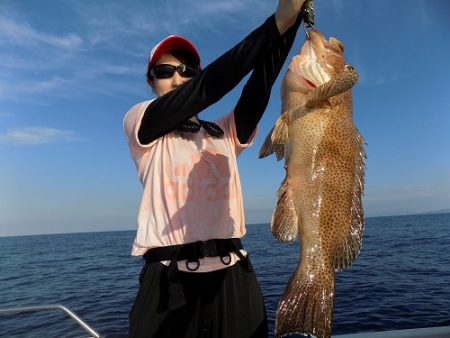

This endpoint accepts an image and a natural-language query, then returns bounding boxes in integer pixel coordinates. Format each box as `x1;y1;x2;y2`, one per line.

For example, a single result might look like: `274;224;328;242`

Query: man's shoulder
126;99;154;116
124;99;154;125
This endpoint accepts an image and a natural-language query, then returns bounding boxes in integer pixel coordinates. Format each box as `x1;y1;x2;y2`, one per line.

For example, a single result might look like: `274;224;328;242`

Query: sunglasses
150;64;199;79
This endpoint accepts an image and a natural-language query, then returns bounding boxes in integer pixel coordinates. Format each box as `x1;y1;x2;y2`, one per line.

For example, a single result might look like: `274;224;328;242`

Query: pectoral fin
271;113;289;161
306;65;359;107
271;177;298;242
258;126;275;159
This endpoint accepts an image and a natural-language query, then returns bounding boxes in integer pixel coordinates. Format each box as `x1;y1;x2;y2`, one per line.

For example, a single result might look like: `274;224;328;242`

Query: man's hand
275;0;306;35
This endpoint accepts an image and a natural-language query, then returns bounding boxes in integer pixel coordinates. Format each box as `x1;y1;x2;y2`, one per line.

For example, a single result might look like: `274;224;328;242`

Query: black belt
143;238;248;310
144;238;244;266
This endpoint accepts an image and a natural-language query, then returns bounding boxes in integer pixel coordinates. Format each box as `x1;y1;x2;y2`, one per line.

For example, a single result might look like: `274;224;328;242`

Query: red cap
147;35;201;75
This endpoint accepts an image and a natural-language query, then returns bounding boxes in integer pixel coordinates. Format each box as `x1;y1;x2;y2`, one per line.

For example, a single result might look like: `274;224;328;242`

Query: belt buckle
201;240;217;257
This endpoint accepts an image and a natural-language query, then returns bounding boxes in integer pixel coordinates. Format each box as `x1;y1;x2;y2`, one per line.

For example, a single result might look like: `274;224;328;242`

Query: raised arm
138;15;282;145
234;14;303;144
138;1;306;145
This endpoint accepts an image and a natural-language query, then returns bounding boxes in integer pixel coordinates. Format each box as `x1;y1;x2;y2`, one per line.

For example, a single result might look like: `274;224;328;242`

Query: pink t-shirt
123;100;256;271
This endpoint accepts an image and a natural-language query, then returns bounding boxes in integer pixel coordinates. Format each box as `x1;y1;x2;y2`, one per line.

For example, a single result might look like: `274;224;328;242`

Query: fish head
283;30;346;94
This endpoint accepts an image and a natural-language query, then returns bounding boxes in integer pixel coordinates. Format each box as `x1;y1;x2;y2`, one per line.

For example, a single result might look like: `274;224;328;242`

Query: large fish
259;30;366;338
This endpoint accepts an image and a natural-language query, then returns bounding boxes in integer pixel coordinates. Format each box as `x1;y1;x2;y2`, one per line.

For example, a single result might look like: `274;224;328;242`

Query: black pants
129;257;268;338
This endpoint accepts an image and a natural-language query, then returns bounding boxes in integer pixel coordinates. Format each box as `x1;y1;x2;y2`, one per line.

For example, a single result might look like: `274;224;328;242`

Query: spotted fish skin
259;30;366;338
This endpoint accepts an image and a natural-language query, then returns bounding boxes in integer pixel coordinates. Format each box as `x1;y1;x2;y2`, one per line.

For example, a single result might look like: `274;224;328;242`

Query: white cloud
0;17;83;49
28;77;71;93
186;1;246;17
84;63;142;77
0;0;273;101
364;74;399;87
326;0;348;18
416;0;433;25
356;65;399;88
0;77;74;100
0;127;82;145
0;111;12;118
70;0;267;46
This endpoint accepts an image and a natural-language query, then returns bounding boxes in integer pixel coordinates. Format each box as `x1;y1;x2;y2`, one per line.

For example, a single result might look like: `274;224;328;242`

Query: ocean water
0;213;449;337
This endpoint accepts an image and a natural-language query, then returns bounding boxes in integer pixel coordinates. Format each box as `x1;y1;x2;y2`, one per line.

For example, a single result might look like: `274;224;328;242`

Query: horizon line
1;210;449;239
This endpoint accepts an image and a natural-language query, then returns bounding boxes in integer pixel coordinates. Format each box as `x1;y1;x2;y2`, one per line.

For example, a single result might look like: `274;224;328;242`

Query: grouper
259;30;366;338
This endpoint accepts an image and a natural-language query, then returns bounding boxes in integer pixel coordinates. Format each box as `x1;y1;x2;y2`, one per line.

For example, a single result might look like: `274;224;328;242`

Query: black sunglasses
150;64;199;79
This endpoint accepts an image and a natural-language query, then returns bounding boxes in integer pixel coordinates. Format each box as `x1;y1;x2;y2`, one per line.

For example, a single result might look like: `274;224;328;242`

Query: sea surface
1;213;449;337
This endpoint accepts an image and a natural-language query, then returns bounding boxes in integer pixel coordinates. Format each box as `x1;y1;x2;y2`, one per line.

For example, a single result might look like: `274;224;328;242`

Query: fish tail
275;266;335;338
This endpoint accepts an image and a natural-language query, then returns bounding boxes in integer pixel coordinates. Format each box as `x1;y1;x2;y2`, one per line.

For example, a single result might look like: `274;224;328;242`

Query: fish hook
303;23;316;39
302;0;316;38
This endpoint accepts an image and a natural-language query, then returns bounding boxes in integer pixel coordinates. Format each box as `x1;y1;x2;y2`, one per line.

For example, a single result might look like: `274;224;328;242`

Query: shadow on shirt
165;150;236;241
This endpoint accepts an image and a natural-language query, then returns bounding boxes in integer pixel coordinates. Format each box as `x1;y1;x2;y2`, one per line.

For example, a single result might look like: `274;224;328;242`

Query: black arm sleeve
234;15;303;144
138;15;282;145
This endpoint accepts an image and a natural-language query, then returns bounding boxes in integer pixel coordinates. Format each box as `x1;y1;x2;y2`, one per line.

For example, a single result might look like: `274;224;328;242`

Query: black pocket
138;263;148;284
238;253;254;272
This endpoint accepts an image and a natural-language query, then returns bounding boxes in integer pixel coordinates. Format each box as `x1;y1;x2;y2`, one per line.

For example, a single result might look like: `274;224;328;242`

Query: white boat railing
1;304;449;338
334;325;450;338
0;304;102;338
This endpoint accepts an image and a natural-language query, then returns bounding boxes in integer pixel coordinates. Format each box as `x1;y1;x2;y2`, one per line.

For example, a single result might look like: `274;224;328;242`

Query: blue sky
1;0;449;237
